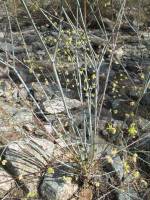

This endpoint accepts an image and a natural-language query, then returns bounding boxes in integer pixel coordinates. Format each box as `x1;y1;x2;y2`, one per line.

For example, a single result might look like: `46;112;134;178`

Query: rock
32;82;55;102
102;155;124;187
0;168;15;198
125;86;142;99
93;134;110;155
5;137;55;169
39;163;78;200
43;96;82;114
0;32;4;39
117;167;140;200
111;99;134;120
136;117;150;133
17;84;29;100
44;124;53;135
120;23;135;33
0;100;35;143
9;64;36;83
0;64;9;78
14;84;34;101
32;42;44;52
0;41;13;52
114;160;139;200
140;91;150;106
32;82;79;102
113;88;150;117
94;133;124;181
24;33;38;45
112;156;124;181
93;135;134;199
3;137;55;193
0;80;10;96
135;133;150;173
118;187;139;200
13;46;26;54
0;100;33;124
12;108;33;124
37;50;46;58
79;188;93;200
143;188;150;200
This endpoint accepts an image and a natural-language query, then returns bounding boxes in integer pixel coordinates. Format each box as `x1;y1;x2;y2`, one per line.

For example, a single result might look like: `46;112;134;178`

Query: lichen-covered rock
43;96;82;114
0;169;15;198
2;137;55;194
136;117;150;133
39;163;78;200
0;99;35;143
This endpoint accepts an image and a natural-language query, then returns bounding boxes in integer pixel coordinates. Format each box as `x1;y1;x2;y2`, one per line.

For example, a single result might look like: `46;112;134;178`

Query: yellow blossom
106;155;113;164
140;179;148;188
132;153;138;163
18;174;23;180
128;123;137;138
27;191;37;198
91;73;96;79
47;167;55;175
113;110;118;114
1;159;7;166
123;161;130;174
106;123;117;134
63;176;72;183
130;101;135;106
133;171;140;179
95;182;100;187
140;73;144;79
111;148;118;156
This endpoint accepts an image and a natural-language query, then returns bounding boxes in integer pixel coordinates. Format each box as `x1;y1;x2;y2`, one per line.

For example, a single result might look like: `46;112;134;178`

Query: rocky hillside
0;1;150;200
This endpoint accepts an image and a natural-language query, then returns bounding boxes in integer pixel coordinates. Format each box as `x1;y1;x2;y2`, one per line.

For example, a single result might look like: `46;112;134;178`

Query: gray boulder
39;163;78;200
1;137;55;195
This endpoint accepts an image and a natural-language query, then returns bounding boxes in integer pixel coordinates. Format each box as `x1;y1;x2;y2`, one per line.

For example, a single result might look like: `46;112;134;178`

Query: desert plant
0;0;150;199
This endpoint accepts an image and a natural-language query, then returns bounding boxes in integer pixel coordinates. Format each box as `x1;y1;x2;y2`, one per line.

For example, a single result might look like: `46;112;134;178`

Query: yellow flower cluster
106;123;117;134
128;123;137;138
0;158;7;166
123;161;130;174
